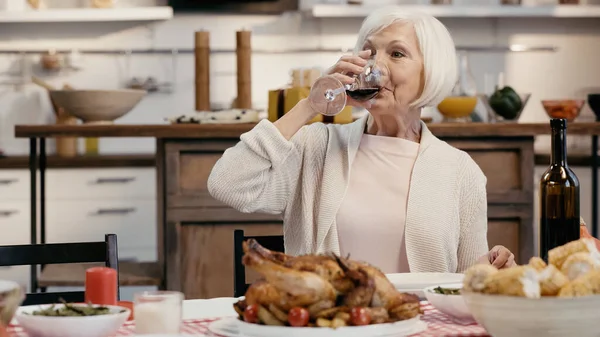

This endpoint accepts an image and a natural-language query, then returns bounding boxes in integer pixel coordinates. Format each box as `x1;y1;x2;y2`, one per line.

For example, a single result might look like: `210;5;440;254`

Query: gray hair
353;7;458;108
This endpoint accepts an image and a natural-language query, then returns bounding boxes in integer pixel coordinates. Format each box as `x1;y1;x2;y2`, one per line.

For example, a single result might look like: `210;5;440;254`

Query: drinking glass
134;291;184;334
308;58;384;116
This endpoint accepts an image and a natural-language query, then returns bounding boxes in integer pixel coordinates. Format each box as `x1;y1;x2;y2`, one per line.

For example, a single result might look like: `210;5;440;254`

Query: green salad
28;301;121;317
432;286;461;295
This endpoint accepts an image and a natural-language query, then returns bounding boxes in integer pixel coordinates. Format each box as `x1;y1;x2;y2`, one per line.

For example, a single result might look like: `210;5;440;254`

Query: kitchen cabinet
160;140;283;298
0;166;158;292
161;135;535;299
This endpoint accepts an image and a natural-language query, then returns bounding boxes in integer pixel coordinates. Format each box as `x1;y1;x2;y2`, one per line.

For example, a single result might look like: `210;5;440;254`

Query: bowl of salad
14;302;130;337
423;283;473;321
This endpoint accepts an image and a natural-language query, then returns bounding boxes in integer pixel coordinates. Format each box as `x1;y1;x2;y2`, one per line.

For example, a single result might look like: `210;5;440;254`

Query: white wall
0;1;599;155
0;1;599;236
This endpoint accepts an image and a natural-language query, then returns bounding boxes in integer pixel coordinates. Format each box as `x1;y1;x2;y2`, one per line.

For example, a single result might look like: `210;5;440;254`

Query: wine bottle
539;118;580;262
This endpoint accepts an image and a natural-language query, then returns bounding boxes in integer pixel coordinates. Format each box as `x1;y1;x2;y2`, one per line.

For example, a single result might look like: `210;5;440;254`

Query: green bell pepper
488;86;522;120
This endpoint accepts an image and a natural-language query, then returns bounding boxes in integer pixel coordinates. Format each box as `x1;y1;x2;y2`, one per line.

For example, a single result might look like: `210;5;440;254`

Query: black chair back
0;234;119;305
233;230;284;298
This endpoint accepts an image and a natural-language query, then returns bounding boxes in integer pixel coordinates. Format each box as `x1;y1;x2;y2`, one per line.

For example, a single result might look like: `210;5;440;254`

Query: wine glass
308;59;384;116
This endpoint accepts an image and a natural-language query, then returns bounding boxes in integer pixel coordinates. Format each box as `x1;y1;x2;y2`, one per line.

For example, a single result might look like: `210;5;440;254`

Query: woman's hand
326;50;372;109
476;245;516;269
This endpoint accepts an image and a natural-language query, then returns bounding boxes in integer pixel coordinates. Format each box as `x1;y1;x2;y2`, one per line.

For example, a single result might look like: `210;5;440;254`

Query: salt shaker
85;267;117;305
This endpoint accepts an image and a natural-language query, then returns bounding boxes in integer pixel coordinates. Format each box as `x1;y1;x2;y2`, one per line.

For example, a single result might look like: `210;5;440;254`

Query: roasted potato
268;304;288;323
257;305;285;326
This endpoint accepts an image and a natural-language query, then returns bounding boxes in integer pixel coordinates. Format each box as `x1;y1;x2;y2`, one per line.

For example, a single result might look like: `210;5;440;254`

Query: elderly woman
208;8;516;273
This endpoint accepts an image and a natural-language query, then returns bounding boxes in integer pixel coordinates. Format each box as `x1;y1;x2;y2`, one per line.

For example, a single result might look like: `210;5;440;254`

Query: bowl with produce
211;239;428;337
542;99;585;122
437;96;478;122
0;280;24;327
461;238;600;337
479;86;530;122
14;302;130;337
423;283;472;321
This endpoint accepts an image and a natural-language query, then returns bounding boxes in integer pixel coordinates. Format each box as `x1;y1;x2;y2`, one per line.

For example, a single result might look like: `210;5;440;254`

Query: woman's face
361;22;424;115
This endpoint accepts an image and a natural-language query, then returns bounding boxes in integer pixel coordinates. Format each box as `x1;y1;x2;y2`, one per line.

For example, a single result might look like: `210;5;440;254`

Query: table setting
2;237;600;337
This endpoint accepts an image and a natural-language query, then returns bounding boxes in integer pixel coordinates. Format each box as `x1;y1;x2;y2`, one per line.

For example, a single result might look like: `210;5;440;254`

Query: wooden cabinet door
169;221;283;299
487;205;534;265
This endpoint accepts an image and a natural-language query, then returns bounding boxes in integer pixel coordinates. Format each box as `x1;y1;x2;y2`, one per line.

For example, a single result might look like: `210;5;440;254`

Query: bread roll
538;264;569;296
462;264;498;293
558;269;600;298
482;266;540;298
549;238;599;270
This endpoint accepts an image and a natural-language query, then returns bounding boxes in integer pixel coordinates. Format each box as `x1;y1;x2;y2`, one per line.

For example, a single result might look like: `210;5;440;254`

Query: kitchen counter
14;121;600;299
0;154;154;169
14;121;600;138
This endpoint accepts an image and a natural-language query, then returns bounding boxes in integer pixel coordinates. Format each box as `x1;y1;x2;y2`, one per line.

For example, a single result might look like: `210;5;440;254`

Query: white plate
182;297;239;320
208;316;427;337
386;273;464;298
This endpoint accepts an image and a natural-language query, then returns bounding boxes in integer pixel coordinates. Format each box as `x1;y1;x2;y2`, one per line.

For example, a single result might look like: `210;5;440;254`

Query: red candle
85;267;117;305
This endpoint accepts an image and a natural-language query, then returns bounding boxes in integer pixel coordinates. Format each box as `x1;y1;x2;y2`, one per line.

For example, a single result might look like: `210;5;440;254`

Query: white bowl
463;291;600;337
15;304;130;337
386;273;464;298
423;283;473;321
0;280;24;326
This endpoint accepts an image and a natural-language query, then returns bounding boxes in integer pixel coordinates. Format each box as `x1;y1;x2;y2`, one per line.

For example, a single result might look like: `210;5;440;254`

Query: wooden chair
0;234;120;305
233;229;284;298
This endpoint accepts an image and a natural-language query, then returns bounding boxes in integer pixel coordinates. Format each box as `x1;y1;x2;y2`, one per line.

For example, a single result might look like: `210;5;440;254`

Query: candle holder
134;291;184;334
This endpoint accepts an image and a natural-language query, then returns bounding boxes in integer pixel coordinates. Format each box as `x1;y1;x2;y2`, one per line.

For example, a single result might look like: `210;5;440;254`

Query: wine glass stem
325;87;346;101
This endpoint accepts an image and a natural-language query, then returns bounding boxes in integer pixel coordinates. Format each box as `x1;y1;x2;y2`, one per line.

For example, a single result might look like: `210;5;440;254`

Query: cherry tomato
350;307;372;326
243;304;260;324
288;307;310;327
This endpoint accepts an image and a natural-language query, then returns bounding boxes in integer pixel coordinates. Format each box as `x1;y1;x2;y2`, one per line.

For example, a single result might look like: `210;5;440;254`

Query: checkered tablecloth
7;302;490;337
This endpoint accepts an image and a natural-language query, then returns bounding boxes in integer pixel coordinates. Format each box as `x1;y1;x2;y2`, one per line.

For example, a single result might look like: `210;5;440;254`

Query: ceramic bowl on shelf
49;89;146;124
479;92;531;123
541;99;585;122
437;96;478;122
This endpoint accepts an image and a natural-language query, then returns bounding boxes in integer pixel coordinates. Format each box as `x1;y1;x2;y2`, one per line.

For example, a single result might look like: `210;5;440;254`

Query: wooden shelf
0;154;155;169
308;4;600;18
0;6;173;23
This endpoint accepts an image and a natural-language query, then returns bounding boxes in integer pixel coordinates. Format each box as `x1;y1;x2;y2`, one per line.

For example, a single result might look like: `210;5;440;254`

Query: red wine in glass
346;88;380;101
308;59;383;116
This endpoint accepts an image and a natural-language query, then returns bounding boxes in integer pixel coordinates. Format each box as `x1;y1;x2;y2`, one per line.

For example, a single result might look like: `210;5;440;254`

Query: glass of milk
134;291;184;334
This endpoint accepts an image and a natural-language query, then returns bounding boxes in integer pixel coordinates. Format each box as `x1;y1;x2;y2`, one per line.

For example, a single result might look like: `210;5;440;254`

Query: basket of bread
462;237;600;337
229;239;428;337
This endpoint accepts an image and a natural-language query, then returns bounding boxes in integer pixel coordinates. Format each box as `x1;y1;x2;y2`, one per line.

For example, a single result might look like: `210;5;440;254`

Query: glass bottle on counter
539;118;580;262
85;138;99;155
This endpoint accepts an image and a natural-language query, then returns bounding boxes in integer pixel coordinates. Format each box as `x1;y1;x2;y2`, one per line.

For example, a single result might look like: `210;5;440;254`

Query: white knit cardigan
207;115;489;273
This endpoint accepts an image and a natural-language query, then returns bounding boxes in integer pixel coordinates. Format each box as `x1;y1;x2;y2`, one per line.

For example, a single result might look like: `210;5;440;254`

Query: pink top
336;134;420;273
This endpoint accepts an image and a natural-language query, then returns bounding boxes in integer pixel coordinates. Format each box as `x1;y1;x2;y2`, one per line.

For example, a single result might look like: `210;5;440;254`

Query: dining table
6;297;491;337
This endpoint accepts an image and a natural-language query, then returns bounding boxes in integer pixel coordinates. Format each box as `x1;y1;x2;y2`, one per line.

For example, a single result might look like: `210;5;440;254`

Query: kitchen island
15;121;600;299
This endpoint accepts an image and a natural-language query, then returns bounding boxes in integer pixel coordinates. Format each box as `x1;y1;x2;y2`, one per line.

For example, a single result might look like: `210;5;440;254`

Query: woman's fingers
328;61;365;76
330;73;355;86
327;50;372;75
491;248;512;268
356;49;372;60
